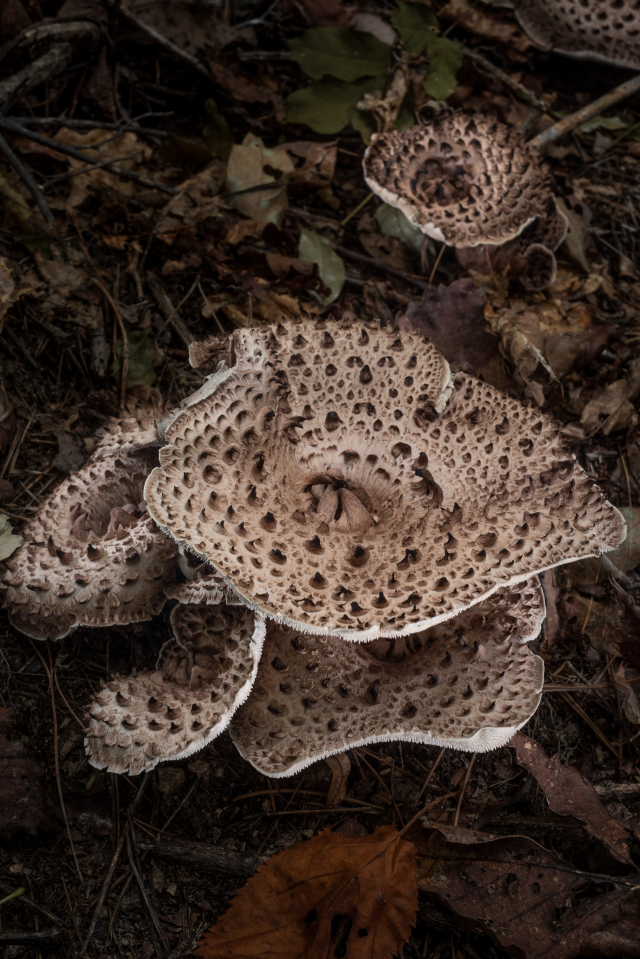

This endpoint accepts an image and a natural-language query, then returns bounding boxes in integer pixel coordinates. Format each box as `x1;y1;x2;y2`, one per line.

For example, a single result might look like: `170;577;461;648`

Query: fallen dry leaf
282;140;337;188
324;752;351;808
196;825;417;959
398;279;508;388
581;379;639;437
511;733;633;864
613;664;640;726
486;304;557;390
438;0;532;53
0;708;58;840
412;822;640;959
569;590;640;670
156;162;226;240
226;134;295;227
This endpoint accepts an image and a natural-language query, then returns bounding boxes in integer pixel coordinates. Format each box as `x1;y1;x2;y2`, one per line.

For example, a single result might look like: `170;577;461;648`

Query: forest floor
1;1;640;958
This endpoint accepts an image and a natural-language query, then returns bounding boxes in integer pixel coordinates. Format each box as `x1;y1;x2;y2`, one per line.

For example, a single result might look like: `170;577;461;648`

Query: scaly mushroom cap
2;449;177;641
85;603;266;775
94;395;166;458
144;317;624;640
512;0;640;71
165;552;244;606
231;578;545;776
363;112;551;248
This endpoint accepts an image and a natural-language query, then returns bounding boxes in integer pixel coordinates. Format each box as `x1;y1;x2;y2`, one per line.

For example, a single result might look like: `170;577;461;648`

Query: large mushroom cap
363;112;551;248
2;449;177;640
510;0;640;71
144;317;624;641
85;602;265;775
231;578;545;777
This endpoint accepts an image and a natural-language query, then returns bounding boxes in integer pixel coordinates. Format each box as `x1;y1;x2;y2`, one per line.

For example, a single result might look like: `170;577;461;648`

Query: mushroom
85;603;266;775
363;111;551;249
2;447;178;641
487;0;640;71
231;578;545;776
363;111;568;291
144;316;624;640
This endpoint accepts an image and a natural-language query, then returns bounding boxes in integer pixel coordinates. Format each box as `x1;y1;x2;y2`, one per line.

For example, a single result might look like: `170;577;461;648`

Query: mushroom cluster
64;316;623;777
363;111;568;290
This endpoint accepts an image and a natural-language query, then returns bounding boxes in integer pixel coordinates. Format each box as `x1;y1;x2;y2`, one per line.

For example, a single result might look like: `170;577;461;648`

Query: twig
453;754;476;828
335;245;428;290
60;873;82;945
147;273;194;349
47;651;82;880
559;691;619;760
531;73;640;146
462;47;552;115
159;779;198;835
81;776;149;955
0;884;62;927
117;2;210;80
127;806;169;957
356;749;405;826
417;747;445;802
0;118;177;195
54;670;87;731
0;131;54;223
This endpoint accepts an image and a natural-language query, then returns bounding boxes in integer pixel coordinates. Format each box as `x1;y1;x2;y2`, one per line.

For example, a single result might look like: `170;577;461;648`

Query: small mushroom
231;579;545;776
363;111;551;248
494;0;640;71
84;603;265;775
165;551;246;606
2;447;177;641
144;316;624;641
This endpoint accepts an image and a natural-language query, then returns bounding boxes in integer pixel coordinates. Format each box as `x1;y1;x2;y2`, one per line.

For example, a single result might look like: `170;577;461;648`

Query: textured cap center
297;468;375;535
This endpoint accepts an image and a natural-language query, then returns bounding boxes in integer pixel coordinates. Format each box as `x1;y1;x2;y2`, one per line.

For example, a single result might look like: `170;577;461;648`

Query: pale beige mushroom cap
231;578;545;777
144;318;624;640
85;603;266;775
2;449;177;641
145;319;624;640
511;0;640;71
363;112;551;248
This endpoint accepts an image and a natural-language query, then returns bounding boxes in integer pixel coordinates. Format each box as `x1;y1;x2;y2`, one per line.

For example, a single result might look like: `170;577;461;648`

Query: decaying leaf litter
1;1;640;957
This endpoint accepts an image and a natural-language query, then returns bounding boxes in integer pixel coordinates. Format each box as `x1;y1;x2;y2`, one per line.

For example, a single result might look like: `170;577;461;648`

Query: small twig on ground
335;245;428;291
46;650;82;880
0;884;62;927
81;776;150;955
159;779;199;835
0;131;54;223
147;274;195;349
356;749;406;826
453;754;476;828
462;47;552;116
127;806;169;958
531;73;640;146
115;2;211;80
417;747;446;803
0;118;177;195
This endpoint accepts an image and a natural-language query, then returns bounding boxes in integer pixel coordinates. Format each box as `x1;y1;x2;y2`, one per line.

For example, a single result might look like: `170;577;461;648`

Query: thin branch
47;650;82;880
531;73;640;146
0;131;54;223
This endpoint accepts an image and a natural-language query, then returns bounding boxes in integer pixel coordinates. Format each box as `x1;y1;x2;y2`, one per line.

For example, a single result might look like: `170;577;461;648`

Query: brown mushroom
94;393;166;458
231;578;545;776
2;447;177;641
144;317;624;640
489;0;640;71
363;111;551;249
85;603;265;775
